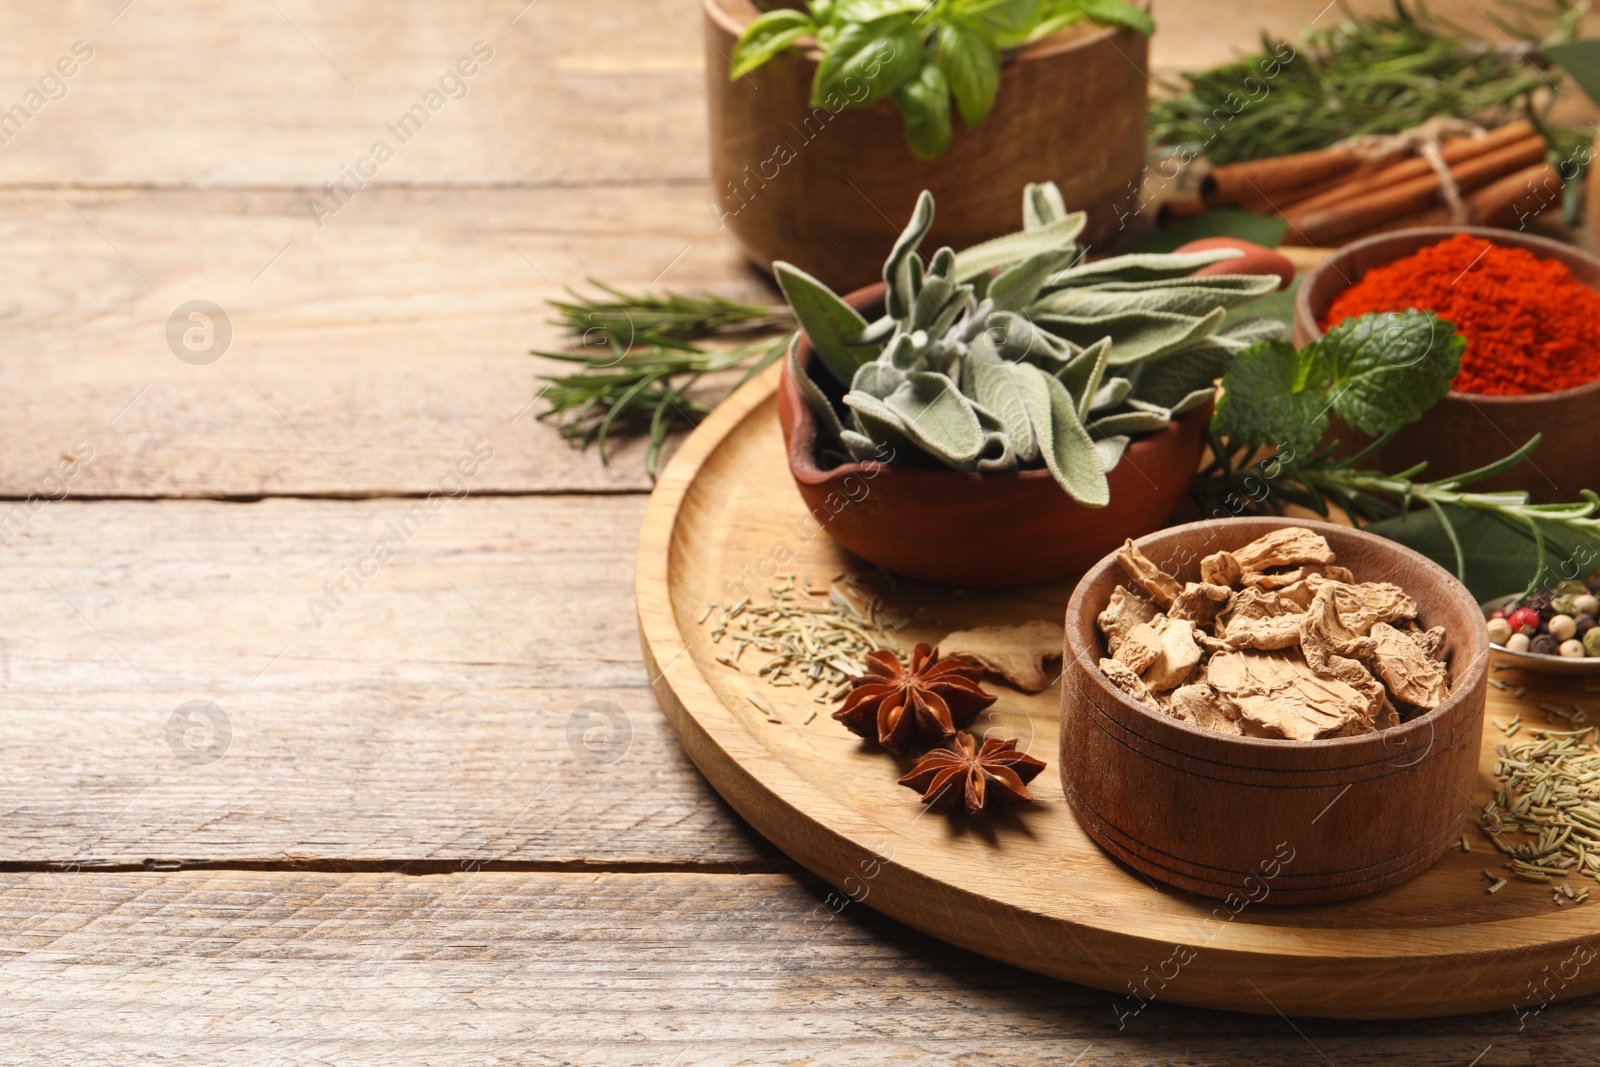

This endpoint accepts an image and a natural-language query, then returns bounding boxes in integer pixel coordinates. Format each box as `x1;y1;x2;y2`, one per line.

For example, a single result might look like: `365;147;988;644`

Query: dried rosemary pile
700;575;910;705
1480;703;1600;904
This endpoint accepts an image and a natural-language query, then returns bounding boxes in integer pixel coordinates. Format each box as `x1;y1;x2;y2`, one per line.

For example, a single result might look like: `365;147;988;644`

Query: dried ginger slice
1115;539;1182;610
1168;682;1243;735
1200;550;1242;588
1101;657;1154;705
939;620;1062;693
1305;575;1417;632
1098;586;1157;655
1144;618;1202;693
1404;625;1446;658
1113;619;1164;675
1298;587;1387;730
1169;582;1233;632
1367;622;1450;710
1231;528;1337;573
1218;587;1304;651
1207;649;1374;741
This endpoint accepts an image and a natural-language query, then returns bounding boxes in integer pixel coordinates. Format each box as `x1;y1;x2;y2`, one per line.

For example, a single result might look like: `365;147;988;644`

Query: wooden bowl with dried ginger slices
1061;516;1489;905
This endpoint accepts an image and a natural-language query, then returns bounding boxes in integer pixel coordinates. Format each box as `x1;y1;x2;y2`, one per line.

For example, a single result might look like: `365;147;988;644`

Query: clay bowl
1294;226;1600;503
704;0;1148;293
778;282;1209;587
1061;516;1490;904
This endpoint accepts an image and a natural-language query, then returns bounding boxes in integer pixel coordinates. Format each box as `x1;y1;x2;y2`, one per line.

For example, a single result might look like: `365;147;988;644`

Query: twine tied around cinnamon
1332;118;1488;225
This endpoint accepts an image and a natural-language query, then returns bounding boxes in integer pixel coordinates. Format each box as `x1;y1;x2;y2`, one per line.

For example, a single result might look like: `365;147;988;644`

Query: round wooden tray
636;361;1600;1019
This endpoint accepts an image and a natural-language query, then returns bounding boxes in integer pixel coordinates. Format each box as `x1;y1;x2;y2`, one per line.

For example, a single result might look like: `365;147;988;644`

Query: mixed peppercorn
1487;578;1600;658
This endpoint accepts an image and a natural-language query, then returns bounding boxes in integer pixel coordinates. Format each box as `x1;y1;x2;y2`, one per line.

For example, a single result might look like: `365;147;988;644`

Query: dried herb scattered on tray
701;574;909;703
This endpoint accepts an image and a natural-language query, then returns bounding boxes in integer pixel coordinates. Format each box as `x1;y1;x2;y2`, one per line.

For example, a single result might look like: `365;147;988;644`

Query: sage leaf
852;360;906;399
935;20;1001;127
1087;409;1171;439
988;247;1076;312
1043;249;1241;290
1169;386;1218;415
969;358;1039;463
1317;308;1464;438
730;9;817;80
1095;435;1130;473
840;428;886;462
789;348;847;447
975;431;1018;472
1212;339;1326;457
884;190;934;320
1037;307;1227;366
1041;373;1110;506
843;391;922;459
1060;337;1111;420
809;17;923;110
1023;181;1070;230
1086;376;1132;413
879;371;985;463
953;215;1086;282
1129;339;1231;408
775;260;880;385
892;60;954;161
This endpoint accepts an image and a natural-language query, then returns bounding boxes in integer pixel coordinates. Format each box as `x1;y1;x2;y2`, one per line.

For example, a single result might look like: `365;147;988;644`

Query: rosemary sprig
535;334;789;478
550;281;791;346
1150;0;1587;166
536;281;794;478
1194;431;1600;595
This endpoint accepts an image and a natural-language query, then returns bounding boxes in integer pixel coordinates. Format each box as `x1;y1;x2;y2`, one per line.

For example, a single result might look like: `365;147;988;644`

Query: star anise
832;642;996;755
898;731;1046;816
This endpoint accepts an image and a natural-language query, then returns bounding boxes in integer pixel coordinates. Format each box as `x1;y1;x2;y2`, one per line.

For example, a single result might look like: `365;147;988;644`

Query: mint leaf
1212;340;1326;457
1316;309;1463;439
730;9;817;80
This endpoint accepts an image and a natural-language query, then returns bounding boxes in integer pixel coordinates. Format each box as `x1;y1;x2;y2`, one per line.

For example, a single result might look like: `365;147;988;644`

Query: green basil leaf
1211;339;1325;457
810;17;924;110
1065;0;1153;36
833;0;930;20
935;21;1001;127
891;59;954;161
774;260;881;385
730;9;818;80
1315;309;1464;439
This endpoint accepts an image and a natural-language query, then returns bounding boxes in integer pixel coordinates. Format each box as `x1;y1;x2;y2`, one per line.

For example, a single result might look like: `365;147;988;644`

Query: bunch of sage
780;181;1285;505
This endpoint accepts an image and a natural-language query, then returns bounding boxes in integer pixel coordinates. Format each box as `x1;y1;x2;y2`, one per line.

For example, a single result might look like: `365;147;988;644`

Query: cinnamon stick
1234;159;1390;214
1203;147;1368;208
1278;121;1536;216
1466;162;1563;228
1281;135;1548;246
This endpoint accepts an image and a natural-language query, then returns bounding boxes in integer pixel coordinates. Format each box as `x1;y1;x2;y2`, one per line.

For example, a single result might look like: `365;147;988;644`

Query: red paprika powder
1320;233;1600;396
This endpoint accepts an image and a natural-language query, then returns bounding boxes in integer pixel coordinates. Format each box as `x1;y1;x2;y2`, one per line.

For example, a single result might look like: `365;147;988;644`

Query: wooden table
4;1;1597;1061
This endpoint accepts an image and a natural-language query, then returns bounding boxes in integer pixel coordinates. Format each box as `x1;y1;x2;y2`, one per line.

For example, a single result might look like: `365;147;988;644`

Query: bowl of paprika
1293;226;1600;503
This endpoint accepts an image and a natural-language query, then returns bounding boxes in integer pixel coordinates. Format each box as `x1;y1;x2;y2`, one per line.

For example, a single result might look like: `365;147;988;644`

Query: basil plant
777;182;1286;506
729;0;1155;160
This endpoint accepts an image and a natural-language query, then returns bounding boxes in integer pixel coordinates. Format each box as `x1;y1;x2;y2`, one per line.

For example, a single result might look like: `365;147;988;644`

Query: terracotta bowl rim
703;0;1126;63
786;280;1204;488
1293;225;1600;405
1063;515;1491;753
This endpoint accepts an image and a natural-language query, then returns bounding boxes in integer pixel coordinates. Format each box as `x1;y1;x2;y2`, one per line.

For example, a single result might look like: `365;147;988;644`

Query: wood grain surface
1;869;1593;1066
5;0;1600;1059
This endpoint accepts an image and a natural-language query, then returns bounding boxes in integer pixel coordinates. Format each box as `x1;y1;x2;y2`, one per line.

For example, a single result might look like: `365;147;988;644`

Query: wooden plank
1;868;1593;1062
2;0;1588;191
0;495;774;868
0;185;775;497
0;0;707;186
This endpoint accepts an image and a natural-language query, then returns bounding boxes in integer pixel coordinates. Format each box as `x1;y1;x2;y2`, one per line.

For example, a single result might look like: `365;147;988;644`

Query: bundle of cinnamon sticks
1191;121;1562;246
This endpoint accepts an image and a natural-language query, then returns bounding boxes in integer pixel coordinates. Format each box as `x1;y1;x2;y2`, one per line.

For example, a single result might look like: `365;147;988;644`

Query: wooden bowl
704;0;1148;293
778;282;1209;587
1061;516;1490;904
1294;226;1600;503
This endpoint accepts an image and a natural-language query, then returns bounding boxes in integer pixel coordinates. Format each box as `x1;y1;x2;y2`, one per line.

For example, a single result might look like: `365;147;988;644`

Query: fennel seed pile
1480;702;1600;905
700;575;909;703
